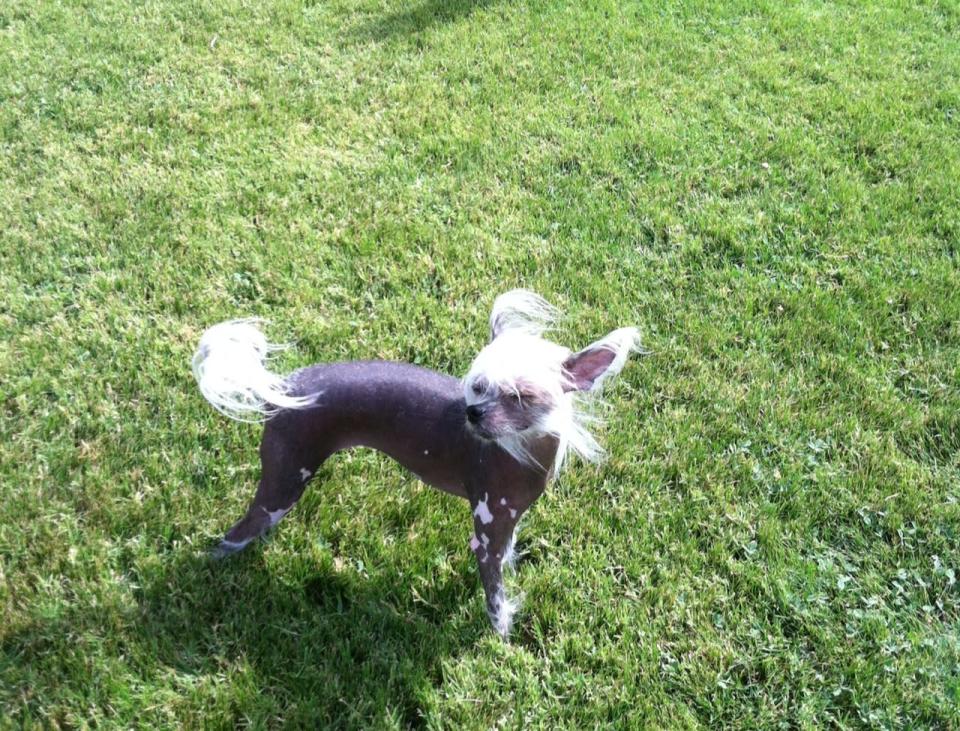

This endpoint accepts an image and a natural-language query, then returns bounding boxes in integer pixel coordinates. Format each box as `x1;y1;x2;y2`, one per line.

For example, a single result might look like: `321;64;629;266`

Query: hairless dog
193;290;640;637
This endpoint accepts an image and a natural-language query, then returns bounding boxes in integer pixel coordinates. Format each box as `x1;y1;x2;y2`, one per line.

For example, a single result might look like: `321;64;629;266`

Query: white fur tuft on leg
501;525;520;571
488;589;521;639
192;319;315;422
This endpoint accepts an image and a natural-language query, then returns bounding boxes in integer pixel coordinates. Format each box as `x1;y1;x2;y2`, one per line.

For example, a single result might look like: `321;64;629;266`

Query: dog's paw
209;538;251;561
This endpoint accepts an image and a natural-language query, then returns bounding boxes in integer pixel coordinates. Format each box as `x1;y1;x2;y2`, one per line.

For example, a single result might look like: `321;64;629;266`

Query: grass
2;0;960;726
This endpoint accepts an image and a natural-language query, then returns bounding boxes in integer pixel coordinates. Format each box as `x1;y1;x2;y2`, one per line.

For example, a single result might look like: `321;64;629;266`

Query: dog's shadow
144;545;485;725
7;542;486;727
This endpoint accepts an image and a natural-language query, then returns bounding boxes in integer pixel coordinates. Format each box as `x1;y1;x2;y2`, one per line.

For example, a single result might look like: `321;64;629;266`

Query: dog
192;290;640;638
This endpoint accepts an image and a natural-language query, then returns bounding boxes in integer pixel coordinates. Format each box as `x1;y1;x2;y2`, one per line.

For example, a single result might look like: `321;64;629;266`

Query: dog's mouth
467;419;510;442
466;420;497;440
467;421;533;441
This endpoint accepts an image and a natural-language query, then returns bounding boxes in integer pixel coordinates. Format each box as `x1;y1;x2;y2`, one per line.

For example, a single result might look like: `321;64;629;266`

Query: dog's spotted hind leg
212;428;331;559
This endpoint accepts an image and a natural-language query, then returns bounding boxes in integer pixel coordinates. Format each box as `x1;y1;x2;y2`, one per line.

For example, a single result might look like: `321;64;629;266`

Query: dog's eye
471;382;484;396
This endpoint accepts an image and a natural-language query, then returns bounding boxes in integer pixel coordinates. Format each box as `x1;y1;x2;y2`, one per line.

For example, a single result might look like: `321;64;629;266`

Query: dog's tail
191;319;314;422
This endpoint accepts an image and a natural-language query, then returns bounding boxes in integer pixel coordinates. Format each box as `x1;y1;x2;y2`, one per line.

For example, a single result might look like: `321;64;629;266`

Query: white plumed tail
192;319;313;422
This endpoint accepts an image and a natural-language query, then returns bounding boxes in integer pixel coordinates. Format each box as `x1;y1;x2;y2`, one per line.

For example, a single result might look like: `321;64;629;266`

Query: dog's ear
562;327;640;391
489;289;556;341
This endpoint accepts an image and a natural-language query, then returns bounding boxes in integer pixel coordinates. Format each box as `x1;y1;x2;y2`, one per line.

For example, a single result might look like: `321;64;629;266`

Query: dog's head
462;290;640;469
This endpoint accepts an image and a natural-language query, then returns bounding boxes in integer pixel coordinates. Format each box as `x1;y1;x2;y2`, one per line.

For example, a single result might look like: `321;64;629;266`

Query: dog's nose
466;404;485;424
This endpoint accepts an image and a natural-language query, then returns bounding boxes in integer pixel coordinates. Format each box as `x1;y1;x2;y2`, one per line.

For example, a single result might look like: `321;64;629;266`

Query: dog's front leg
469;491;525;639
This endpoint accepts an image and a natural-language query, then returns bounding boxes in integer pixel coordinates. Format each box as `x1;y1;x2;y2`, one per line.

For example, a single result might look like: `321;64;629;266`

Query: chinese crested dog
192;290;640;638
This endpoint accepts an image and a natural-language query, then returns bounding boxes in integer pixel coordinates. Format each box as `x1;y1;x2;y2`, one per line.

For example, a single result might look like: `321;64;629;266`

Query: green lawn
3;0;960;727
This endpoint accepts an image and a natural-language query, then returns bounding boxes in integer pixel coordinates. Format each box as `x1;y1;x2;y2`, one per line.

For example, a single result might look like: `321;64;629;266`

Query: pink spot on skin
509;509;517;518
500;497;507;506
474;494;494;525
470;535;481;552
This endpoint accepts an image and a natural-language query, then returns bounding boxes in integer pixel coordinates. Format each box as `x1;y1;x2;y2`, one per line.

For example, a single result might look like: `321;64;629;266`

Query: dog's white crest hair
192;319;314;422
489;289;558;339
466;291;641;474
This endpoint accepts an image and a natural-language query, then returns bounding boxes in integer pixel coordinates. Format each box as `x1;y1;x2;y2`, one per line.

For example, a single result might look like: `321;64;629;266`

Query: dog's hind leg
213;419;333;558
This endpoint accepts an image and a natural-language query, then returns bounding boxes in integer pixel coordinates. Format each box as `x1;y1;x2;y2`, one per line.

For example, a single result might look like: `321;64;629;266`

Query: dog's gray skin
211;352;618;637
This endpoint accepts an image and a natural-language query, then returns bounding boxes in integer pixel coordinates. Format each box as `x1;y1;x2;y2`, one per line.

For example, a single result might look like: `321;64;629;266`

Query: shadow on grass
144;547;484;726
5;545;482;727
352;0;502;44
